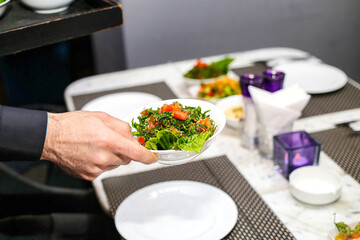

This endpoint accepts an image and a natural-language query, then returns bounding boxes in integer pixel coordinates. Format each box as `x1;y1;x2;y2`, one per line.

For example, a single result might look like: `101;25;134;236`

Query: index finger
102;114;134;137
114;137;158;165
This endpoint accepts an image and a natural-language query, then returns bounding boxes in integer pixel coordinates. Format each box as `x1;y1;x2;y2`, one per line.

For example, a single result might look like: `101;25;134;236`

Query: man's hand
41;111;158;181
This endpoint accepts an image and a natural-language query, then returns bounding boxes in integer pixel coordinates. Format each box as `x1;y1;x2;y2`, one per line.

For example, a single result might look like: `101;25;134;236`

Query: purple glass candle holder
263;69;285;93
273;131;321;179
240;74;264;98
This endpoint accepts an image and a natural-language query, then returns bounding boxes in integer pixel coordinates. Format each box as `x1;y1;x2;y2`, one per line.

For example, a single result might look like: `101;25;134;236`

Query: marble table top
65;47;360;240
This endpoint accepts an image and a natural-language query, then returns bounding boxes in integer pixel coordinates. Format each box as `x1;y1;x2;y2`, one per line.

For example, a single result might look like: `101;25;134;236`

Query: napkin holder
248;85;310;158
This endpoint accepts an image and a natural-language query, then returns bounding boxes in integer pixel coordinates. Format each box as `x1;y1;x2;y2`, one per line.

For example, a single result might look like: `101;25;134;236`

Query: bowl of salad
21;0;75;14
125;99;226;165
188;76;242;103
0;0;11;18
183;57;235;86
329;219;360;240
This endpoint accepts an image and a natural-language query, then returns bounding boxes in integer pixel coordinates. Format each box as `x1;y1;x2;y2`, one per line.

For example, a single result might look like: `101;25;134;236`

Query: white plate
81;92;162;120
275;63;348;94
124;99;226;165
115;181;238;240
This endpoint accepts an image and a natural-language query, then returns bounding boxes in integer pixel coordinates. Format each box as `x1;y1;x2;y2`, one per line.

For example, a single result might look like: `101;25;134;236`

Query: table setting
113;180;238;240
103;155;294;240
64;47;360;240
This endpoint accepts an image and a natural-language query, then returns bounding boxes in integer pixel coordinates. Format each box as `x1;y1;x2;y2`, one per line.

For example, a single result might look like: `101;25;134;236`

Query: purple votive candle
263;69;285;93
240;74;264;98
273;131;321;179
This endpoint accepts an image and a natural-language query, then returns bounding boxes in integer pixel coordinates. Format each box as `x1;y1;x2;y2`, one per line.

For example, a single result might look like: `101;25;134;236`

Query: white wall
92;0;360;82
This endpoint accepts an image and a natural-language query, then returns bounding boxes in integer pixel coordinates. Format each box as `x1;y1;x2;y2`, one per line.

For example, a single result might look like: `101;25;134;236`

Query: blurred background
93;0;360;78
1;0;359;109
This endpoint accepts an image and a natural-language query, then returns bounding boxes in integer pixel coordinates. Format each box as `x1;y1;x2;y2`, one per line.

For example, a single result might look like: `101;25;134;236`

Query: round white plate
115;181;238;240
81;92;162;120
275;63;348;94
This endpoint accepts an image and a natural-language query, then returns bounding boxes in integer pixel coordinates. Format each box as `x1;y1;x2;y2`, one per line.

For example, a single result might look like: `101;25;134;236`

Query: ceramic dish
328;222;359;240
0;0;11;18
276;62;348;94
215;95;244;129
187;75;241;103
20;0;75;14
124;99;226;165
115;181;238;240
81;92;161;121
289;166;342;205
187;85;218;103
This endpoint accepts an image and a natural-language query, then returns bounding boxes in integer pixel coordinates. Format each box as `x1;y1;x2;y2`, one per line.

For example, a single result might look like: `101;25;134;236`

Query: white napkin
248;85;310;132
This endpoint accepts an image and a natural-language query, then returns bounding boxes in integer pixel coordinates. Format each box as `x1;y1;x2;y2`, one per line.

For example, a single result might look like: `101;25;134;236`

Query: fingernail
152;153;159;162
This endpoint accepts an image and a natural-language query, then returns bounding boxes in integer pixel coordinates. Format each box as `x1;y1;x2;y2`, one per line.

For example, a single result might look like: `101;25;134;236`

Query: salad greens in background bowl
328;218;360;240
0;0;11;18
188;75;242;103
124;99;226;165
183;57;236;86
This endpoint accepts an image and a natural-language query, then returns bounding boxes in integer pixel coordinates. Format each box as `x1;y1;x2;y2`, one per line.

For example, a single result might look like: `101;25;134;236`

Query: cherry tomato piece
352;233;360;238
173;111;188;120
198;118;211;126
138;136;145;146
195;58;209;68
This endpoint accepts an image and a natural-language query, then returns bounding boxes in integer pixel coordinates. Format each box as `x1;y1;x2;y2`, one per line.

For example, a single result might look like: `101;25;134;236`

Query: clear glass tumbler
239;74;264;149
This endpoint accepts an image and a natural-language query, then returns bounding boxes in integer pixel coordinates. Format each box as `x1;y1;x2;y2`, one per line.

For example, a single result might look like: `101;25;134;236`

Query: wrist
41;113;59;161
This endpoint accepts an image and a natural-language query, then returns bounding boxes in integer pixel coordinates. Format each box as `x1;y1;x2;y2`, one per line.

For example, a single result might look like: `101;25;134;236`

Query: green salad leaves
184;57;234;79
177;131;211;153
131;102;216;153
333;213;360;239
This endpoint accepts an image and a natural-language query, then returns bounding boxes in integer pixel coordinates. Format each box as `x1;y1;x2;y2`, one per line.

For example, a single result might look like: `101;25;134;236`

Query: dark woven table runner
232;65;360;118
72;81;177;110
312;127;360;183
301;83;360;118
231;63;269;77
102;155;295;240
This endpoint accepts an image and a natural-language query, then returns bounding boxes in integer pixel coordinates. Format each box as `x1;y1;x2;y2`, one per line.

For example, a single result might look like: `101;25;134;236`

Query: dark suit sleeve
0;105;48;161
